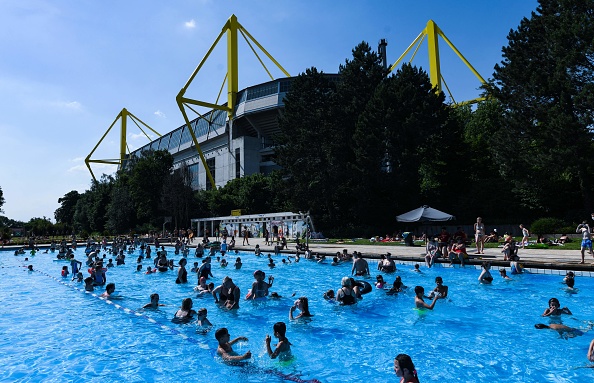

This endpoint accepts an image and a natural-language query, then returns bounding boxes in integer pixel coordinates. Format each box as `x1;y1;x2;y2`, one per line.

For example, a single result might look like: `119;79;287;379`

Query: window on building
188;163;200;190
235;148;241;179
205;157;216;190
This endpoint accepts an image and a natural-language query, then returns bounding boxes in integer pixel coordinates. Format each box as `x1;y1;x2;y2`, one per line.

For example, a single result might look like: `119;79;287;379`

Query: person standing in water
394;354;420;383
265;322;292;360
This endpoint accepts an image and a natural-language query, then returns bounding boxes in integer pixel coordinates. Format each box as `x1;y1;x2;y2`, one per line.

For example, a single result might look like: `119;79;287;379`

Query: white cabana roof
396;205;455;222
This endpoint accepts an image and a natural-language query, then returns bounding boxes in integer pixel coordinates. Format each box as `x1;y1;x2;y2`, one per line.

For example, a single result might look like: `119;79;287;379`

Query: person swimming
394;354;420;383
336;277;357;305
265;322;292;360
173;298;196;323
414;286;438;310
478;262;494;284
534;323;585;338
215;327;251;362
542;298;572;316
143;293;165;309
289;296;313;320
427;276;448;299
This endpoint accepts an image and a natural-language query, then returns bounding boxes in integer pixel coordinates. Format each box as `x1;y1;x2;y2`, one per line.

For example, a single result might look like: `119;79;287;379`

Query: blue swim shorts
581;239;592;249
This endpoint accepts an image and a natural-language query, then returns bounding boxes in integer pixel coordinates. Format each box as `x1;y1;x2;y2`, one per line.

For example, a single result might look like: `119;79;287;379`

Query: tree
161;163;194;230
353;63;450;230
54;190;80;226
105;185;135;234
489;0;594;215
25;217;54;236
0;185;4;213
127;150;174;226
276;67;339;230
73;175;114;234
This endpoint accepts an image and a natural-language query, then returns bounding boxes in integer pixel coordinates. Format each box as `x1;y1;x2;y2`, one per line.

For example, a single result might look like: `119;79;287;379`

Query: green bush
530;217;565;235
557;226;577;235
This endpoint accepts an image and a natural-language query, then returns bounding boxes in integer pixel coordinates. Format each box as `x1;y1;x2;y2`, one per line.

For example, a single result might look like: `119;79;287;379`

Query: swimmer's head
566;278;575;288
27;265;33;271
150;293;160;302
215;327;229;342
181;298;193;310
197;308;207;317
534;323;549;329
414;286;424;295
414;264;420;269
376;275;384;281
548;298;560;307
499;269;507;276
435;276;443;284
341;277;352;287
325;289;335;299
394;354;416;378
273;322;287;338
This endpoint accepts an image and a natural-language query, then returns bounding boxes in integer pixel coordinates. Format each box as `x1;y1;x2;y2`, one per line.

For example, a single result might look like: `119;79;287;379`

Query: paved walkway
231;237;594;273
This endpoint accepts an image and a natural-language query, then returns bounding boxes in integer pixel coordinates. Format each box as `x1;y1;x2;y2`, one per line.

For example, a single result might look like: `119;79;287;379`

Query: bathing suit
199;264;212;279
92;270;105;285
70;259;80;274
176;267;188;284
253;281;268;298
475;223;485;236
221;286;239;303
338;287;356;305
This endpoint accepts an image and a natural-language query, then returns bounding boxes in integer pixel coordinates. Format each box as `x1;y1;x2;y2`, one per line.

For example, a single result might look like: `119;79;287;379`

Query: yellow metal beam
177;14;291;190
86;108;160;182
388;19;487;107
426;20;442;93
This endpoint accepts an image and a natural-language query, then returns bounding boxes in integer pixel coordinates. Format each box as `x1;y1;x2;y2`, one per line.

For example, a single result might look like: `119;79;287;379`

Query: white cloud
184;19;196;29
154;110;166;118
50;100;82;110
68;162;116;173
70;156;84;162
129;132;155;141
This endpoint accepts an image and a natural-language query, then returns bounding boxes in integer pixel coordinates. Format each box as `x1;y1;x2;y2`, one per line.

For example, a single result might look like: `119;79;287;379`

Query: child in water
478;262;494;284
61;266;69;277
215;328;251;362
414;286;438;310
375;275;386;288
265;322;292;360
196;308;213;334
84;277;94;292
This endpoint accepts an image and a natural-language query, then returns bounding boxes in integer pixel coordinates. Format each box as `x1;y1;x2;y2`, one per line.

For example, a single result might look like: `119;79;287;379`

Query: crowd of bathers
17;231;594;381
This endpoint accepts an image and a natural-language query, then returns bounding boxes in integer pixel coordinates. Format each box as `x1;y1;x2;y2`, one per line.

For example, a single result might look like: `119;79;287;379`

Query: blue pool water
1;248;593;382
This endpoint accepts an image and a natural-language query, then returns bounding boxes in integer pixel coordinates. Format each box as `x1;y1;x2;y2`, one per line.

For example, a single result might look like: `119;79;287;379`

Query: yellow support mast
176;14;290;190
389;20;487;106
85;108;160;182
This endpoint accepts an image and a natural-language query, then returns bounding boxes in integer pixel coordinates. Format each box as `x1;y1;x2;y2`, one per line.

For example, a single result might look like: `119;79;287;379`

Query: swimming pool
1;248;593;382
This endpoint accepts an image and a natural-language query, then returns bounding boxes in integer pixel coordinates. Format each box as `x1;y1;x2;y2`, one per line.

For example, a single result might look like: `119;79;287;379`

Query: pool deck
232;237;594;274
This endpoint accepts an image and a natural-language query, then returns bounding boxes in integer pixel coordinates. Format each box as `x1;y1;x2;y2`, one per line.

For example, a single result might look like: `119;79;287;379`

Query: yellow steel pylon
176;14;290;189
85;108;161;182
389;20;487;106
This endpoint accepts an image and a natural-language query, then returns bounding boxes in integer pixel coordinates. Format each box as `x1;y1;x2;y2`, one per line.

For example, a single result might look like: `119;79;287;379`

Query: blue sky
0;0;539;222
